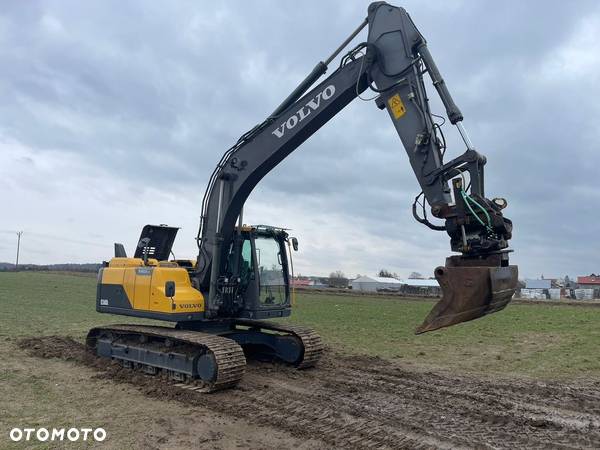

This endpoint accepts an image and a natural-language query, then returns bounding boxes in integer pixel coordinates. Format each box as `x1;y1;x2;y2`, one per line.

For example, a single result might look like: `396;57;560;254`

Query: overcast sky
1;0;599;279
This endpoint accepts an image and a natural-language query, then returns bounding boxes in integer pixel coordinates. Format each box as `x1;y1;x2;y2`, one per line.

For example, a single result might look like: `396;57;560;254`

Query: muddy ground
15;336;600;449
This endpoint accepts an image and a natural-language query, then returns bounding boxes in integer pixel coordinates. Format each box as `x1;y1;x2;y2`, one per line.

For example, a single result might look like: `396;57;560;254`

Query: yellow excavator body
98;258;204;316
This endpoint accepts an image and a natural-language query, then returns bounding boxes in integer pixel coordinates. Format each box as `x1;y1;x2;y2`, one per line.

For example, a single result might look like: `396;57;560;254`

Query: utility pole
15;231;23;270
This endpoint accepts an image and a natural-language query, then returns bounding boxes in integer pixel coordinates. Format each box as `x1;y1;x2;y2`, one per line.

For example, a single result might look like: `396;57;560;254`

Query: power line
0;230;107;248
25;231;107;248
16;231;23;269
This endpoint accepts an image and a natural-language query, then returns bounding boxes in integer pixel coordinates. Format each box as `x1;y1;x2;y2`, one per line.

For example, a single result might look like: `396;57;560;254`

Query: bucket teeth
416;263;518;334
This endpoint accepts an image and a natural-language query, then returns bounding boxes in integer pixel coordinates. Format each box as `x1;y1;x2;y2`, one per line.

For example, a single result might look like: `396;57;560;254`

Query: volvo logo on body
272;84;336;138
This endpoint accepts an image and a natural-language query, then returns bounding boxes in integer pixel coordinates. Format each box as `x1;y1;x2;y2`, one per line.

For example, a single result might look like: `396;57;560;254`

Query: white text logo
9;427;107;442
272;84;336;138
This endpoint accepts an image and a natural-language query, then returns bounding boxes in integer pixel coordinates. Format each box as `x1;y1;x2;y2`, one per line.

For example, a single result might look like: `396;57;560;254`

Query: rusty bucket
416;257;518;334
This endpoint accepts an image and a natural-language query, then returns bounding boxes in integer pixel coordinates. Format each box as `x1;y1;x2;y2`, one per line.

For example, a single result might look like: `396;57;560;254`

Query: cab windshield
254;236;286;306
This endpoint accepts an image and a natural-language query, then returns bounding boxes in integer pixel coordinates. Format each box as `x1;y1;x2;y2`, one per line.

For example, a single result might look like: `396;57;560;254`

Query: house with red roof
577;274;600;290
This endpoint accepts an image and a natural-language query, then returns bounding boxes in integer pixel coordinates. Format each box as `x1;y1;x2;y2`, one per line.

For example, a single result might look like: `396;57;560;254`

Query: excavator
87;2;518;391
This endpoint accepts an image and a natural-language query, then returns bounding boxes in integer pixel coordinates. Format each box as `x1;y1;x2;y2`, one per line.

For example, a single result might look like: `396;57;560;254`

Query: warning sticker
388;94;406;119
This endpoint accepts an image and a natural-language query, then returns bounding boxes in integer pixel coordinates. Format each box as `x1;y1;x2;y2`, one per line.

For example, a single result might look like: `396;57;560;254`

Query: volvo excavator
87;2;518;392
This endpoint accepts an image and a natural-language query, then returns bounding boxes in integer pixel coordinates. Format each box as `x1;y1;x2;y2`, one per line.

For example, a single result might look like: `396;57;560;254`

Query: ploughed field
1;272;599;449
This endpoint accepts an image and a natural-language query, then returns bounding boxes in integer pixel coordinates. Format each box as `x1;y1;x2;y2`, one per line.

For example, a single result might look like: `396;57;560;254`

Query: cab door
252;235;290;308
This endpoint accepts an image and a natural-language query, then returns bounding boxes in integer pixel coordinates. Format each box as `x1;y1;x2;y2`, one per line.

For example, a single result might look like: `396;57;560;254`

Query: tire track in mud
350;359;600;416
254;360;599;449
19;336;600;449
319;364;600;435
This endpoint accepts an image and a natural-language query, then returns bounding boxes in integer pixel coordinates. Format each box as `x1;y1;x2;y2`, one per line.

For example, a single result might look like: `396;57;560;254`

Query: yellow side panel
133;267;153;310
150;267;204;313
123;268;137;303
101;267;125;285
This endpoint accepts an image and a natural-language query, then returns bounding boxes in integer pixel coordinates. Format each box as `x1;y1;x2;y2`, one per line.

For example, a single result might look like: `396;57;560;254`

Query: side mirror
291;237;299;251
165;281;176;298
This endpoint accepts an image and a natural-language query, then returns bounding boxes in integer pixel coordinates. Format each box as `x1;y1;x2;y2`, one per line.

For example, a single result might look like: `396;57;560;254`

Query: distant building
328;276;349;289
576;275;600;299
291;277;328;289
574;289;595;300
397;279;439;288
524;279;551;289
350;276;440;296
577;275;600;290
520;289;548;300
291;278;312;287
350;276;404;292
522;279;552;299
397;278;441;296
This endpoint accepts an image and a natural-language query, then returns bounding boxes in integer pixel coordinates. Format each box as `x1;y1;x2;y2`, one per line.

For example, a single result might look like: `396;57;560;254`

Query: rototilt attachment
416;255;518;334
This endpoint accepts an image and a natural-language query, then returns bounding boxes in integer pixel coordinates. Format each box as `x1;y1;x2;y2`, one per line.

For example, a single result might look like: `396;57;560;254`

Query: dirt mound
19;336;600;449
20;336;86;360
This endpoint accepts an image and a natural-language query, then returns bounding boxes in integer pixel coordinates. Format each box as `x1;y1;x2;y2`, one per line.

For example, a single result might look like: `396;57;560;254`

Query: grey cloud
1;1;599;278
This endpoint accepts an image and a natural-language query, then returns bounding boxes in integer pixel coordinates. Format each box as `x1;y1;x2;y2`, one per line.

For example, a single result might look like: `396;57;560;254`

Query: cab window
254;236;286;306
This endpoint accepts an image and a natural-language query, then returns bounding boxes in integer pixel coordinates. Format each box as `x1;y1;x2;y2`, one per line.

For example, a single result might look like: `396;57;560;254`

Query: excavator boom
195;2;518;332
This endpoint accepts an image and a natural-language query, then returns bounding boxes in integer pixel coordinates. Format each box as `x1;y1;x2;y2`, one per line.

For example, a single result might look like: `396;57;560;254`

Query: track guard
416;256;518;334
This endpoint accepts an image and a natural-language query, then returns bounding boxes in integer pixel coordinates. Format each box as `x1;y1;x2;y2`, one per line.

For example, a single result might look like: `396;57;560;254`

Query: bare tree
378;269;398;278
329;270;349;288
409;271;423;279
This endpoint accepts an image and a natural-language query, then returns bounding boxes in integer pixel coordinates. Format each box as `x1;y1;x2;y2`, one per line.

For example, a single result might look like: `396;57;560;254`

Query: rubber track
234;319;323;369
87;324;246;392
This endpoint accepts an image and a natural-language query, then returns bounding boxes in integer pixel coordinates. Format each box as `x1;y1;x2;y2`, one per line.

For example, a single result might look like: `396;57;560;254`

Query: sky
1;0;599;279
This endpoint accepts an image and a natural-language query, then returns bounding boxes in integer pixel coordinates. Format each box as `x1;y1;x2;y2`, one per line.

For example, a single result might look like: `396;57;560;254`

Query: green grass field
1;271;599;379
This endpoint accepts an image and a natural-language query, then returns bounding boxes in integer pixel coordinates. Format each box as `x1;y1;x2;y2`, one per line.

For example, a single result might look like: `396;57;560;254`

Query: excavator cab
223;225;292;320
